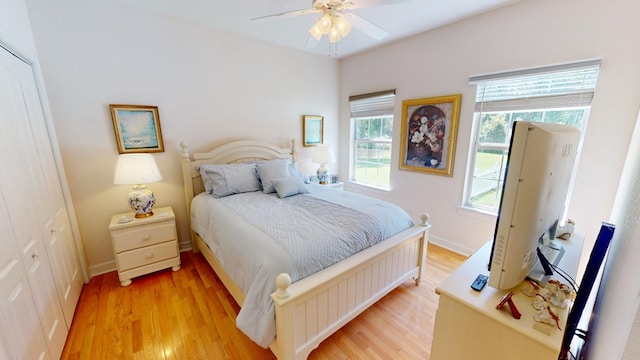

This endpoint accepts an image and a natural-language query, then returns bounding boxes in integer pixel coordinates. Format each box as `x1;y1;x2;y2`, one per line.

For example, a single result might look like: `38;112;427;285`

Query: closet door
0;192;50;360
14;48;83;327
0;47;66;359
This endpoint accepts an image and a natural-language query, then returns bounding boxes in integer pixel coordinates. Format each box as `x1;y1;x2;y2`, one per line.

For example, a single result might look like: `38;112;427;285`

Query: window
464;60;600;213
349;90;395;189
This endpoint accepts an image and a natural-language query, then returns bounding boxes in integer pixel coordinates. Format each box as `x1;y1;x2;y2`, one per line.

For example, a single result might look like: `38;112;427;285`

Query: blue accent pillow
199;163;260;198
272;177;310;198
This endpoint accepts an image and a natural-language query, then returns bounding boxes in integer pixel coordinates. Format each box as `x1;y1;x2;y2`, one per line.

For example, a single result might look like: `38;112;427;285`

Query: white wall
339;0;640;257
25;0;340;275
590;110;640;358
0;0;37;59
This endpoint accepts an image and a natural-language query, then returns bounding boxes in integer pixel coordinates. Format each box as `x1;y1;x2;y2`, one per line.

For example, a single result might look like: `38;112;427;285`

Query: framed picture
302;115;324;147
399;94;461;176
110;104;164;154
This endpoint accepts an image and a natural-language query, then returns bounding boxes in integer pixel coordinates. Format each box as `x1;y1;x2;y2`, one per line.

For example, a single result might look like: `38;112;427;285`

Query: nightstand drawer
116;241;178;271
112;222;176;253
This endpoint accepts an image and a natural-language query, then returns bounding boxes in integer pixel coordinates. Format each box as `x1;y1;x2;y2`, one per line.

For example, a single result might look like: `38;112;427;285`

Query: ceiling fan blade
349;13;388;40
251;8;319;21
349;0;411;10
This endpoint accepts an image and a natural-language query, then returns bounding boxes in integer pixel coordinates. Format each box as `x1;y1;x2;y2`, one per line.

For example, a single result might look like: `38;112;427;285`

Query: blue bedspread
190;184;413;347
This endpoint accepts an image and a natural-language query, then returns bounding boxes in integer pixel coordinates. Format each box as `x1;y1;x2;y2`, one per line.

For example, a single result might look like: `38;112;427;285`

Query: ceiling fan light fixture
309;23;323;41
253;0;391;51
335;15;351;37
318;13;332;34
328;27;341;43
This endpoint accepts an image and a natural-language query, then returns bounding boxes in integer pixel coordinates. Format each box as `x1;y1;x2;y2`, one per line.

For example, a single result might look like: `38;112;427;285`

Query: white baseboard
89;260;116;278
428;234;474;257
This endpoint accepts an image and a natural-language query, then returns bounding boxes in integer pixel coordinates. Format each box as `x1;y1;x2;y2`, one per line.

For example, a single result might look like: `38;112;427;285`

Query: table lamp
113;153;163;218
312;144;335;185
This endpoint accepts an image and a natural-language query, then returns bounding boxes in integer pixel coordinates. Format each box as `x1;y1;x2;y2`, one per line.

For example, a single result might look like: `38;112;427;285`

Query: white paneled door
0;192;50;360
0;45;79;359
13;48;83;327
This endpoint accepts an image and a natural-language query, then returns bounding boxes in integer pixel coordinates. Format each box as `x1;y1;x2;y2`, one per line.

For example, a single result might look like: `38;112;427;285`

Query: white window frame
349;90;395;189
463;60;600;214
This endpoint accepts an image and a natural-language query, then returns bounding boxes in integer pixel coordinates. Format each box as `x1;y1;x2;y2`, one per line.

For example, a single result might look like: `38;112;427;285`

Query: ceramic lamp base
128;186;156;218
317;165;328;185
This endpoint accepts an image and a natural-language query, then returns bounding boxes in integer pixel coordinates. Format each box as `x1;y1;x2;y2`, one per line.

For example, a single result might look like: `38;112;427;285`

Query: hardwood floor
61;243;466;360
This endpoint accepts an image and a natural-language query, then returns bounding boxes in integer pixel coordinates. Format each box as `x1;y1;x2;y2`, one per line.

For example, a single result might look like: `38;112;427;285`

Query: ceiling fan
252;0;408;45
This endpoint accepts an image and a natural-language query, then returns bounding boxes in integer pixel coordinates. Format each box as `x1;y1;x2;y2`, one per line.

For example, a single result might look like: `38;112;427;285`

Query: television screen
559;222;615;359
488;121;581;290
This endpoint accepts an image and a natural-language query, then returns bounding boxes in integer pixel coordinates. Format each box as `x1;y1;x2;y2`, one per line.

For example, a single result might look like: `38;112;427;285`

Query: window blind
470;60;600;112
349;89;396;118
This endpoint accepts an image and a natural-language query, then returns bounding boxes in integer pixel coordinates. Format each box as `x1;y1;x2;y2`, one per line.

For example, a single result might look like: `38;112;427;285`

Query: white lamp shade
312;145;335;165
114;154;163;185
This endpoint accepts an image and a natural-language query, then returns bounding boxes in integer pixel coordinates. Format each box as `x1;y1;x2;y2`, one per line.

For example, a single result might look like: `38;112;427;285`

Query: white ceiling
112;0;518;58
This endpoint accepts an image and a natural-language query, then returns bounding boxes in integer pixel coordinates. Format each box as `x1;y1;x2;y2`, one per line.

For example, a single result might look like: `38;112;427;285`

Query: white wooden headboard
180;139;295;239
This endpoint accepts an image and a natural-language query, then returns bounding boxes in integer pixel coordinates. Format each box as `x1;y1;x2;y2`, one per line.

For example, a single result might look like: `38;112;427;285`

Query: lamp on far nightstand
114;153;163;218
312;144;335;185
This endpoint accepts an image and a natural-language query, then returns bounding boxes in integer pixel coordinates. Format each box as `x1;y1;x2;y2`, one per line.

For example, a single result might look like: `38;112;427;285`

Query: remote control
471;274;488;291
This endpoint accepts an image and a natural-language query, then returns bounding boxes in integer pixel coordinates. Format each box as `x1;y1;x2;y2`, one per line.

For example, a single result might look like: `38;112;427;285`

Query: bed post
180;141;198;252
414;212;431;285
290;138;296;162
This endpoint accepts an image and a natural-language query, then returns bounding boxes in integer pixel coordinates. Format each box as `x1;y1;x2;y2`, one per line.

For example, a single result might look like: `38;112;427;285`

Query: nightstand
108;206;180;286
327;181;344;190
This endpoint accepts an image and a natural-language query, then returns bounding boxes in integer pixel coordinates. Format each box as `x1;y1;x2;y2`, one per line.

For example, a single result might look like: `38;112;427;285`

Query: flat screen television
488;121;581;290
559;222;614;359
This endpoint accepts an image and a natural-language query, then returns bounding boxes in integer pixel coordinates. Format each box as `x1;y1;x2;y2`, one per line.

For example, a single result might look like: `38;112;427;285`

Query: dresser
431;233;583;359
109;206;181;286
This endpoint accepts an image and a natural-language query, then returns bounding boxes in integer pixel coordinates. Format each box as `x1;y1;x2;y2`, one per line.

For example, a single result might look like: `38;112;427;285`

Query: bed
180;139;431;360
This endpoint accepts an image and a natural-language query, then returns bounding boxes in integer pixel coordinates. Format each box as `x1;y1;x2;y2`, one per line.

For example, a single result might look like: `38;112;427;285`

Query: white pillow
256;159;290;193
272;177;310;198
199;163;260;198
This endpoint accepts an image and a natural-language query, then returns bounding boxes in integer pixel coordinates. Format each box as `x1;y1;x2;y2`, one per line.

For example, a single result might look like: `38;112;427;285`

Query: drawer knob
32;251;39;259
145;253;154;259
142;234;151;241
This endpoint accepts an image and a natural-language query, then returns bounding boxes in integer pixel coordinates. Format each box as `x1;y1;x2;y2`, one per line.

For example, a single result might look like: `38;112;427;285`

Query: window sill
456;205;497;221
345;181;392;198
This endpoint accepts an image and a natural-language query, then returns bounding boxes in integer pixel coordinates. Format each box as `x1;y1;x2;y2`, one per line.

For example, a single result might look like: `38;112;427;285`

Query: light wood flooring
61;242;467;360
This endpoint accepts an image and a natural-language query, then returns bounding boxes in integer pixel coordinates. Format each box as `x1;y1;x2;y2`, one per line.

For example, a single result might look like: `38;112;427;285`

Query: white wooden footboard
270;223;430;360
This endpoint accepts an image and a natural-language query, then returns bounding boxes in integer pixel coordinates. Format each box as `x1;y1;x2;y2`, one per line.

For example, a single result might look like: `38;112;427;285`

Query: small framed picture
110;104;164;154
303;115;324;147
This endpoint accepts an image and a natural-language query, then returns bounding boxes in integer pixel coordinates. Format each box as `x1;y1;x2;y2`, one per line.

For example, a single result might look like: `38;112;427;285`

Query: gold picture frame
399;94;461;176
110;104;164;154
303;115;324;147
